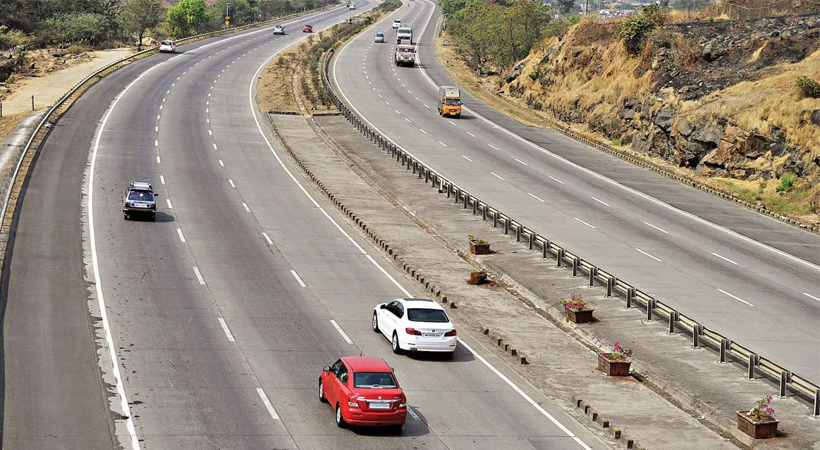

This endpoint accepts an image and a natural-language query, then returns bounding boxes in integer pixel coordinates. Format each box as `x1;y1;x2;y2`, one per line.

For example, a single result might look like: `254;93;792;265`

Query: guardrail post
493;211;498;228
588;266;597;286
482;205;488;221
692;324;702;348
515;225;521;242
571;257;579;277
606;277;614;296
719;338;730;362
528;232;534;250
779;371;790;397
645;298;654;321
668;310;678;334
446;183;451;198
814;390;819;417
463;193;469;209
504;218;510;235
748;353;757;379
556;249;564;267
626;287;635;308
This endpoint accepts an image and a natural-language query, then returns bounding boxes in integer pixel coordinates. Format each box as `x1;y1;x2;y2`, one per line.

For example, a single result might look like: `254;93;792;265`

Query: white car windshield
354;372;397;388
407;308;448;323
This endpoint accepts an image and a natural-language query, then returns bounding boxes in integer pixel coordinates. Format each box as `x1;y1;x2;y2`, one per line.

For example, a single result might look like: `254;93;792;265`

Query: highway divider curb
572;396;648;450
480;325;528;365
319;47;820;414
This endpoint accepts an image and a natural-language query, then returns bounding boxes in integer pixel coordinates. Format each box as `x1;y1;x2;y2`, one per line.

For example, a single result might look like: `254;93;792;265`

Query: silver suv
123;182;158;221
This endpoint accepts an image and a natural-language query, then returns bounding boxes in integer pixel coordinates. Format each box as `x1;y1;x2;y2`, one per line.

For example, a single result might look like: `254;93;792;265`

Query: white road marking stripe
162;97;166;102
206;108;209;113
206;101;209;105
290;269;306;287
548;176;564;184
242;202;250;212
488;144;499;150
419;128;427;134
219;159;224;167
177;228;186;242
263;232;273;245
193;267;205;285
461;155;473;162
378;94;383;98
712;252;740;266
166;90;170;94
407;90;412;94
438;141;447;147
155;126;158;132
156;156;161;163
229;179;236;188
635;248;662;262
591;197;611;207
155;140;158;147
717;288;754;306
643;221;669;234
414;96;420;101
490;172;505;181
528;193;545;203
466;131;476;137
218;317;235;342
407;405;420;420
448;121;456;126
395;109;400;114
257;388;281;420
208;129;212;135
159;105;163;110
160;175;165;185
573;217;596;229
804;293;820;302
157;115;160;120
385;101;390;106
405;117;412;123
213;143;218;150
515;158;528;166
166;198;173;209
330;320;353;344
206;118;209;123
424;104;429;109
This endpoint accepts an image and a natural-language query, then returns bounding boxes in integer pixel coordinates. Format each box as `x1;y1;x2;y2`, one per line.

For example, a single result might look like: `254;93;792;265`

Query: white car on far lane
158;40;176;53
372;298;457;355
392;19;402;29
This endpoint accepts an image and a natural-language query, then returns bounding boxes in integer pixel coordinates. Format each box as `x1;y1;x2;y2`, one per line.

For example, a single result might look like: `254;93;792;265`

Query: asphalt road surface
2;3;610;449
330;0;820;382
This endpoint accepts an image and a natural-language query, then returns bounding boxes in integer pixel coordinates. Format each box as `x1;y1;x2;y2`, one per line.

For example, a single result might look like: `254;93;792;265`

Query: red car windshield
353;372;397;388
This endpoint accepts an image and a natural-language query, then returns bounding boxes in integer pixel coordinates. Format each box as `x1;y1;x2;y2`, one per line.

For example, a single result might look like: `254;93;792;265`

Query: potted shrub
555;293;595;323
598;342;632;376
737;396;779;439
468;234;491;255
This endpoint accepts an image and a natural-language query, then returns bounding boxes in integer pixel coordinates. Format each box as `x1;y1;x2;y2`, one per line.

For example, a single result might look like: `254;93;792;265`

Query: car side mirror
379;304;386;309
323;366;331;372
154;193;159;197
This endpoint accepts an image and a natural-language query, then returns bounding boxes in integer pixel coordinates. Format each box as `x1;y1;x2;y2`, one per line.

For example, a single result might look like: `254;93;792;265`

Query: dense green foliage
441;0;551;70
167;0;210;39
617;4;661;55
119;0;163;49
796;75;820;98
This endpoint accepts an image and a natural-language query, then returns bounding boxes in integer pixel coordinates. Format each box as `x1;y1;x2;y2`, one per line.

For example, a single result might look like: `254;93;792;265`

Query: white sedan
392;19;402;29
372;298;457;355
158;40;176;53
272;25;285;35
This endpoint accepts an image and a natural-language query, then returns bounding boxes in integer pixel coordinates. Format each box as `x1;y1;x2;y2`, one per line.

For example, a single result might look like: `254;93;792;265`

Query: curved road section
3;2;608;450
330;0;820;383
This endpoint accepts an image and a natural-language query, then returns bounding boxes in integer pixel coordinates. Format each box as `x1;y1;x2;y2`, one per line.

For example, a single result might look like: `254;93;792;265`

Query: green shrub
617;5;660;55
776;173;797;193
40;13;109;45
796;76;820;98
528;69;540;81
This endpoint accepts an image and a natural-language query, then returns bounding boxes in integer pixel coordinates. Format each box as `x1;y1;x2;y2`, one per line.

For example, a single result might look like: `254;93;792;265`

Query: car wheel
455;113;461;119
123;213;129;220
150;213;156;221
392;332;403;355
335;403;346;428
372;313;380;333
319;379;327;403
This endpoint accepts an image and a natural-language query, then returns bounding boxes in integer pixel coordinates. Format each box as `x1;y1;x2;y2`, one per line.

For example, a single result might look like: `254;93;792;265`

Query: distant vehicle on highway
374;32;385;43
319;356;407;429
437;86;462;118
158;40;176;53
396;26;412;44
272;24;285;35
394;44;416;67
372;298;457;354
392;19;402;29
302;24;313;33
123;182;158;221
348;2;356;9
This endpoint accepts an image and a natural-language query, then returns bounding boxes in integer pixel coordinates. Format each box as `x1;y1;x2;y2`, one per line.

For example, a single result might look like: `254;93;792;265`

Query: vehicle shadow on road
405;347;475;363
127;211;175;223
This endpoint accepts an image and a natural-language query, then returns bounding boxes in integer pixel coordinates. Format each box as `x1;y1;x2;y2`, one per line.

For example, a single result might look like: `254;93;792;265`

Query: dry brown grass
257;45;301;113
0;113;25;142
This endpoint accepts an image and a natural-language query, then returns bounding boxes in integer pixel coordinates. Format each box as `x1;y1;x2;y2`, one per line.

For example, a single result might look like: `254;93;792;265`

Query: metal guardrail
319;49;820;415
0;6;336;236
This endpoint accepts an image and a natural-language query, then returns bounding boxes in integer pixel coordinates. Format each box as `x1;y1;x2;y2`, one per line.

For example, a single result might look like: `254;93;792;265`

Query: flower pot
598;353;631;376
736;411;779;439
567;309;594;324
470;241;491;255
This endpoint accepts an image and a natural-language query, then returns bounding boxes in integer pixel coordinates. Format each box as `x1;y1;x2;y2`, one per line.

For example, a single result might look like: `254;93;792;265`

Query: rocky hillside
500;13;820;223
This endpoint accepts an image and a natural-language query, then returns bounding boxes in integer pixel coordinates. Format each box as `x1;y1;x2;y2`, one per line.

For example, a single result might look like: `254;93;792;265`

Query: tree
120;0;164;50
557;0;574;14
167;0;209;39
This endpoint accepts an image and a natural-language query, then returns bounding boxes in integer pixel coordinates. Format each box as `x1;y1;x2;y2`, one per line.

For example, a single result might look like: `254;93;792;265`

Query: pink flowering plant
554;293;594;319
602;341;633;361
747;396;776;422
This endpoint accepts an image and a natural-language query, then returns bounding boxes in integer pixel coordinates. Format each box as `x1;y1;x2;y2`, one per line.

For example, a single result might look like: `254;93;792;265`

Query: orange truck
437;86;462;118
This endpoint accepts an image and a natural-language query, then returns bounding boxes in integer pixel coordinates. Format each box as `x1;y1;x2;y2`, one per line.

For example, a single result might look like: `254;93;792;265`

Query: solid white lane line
712;252;740;266
636;248;662;262
156;156;161;163
242;202;251;212
330;320;353;344
548;176;564;184
574;217;596;229
257;389;281;420
515;158;528;166
461;155;473;162
193;267;205;285
804;293;820;302
467;131;476;137
717;288;754;307
290;270;307;287
643;221;669;234
438;141;447;147
591;197;611;207
219;159;224;167
528;193;545;203
263;232;273;245
229;179;236;188
490;172;505;181
177;228;186;242
218;317;235;342
160;175;165;184
166;198;173;209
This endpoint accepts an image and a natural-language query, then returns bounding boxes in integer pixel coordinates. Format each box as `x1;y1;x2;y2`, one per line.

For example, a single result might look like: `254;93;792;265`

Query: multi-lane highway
330;0;820;381
2;2;610;449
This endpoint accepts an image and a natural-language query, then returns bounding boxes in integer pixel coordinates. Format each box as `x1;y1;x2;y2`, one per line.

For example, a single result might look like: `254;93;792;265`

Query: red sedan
302;24;313;33
319;356;407;429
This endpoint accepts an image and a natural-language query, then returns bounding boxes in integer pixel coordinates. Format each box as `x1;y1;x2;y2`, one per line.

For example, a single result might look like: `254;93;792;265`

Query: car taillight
347;395;359;408
398;395;407;408
125;201;130;207
405;328;421;335
444;329;457;337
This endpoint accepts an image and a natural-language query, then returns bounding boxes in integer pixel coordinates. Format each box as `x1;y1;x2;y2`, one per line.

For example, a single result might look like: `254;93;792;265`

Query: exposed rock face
505;60;526;84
